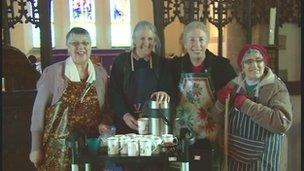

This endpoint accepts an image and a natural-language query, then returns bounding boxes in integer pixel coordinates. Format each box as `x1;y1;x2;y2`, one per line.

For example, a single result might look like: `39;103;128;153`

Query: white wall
278;23;301;81
10;23;33;54
286;95;301;171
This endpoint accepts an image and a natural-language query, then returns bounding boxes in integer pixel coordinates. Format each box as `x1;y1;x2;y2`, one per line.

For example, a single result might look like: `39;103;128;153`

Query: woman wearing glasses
29;27;112;170
212;44;293;171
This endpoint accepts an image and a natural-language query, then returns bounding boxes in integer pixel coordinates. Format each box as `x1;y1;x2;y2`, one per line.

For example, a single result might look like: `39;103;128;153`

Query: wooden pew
2;45;40;170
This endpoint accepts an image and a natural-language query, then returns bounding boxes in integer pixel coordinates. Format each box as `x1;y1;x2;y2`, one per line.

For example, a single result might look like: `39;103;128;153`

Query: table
73;151;178;171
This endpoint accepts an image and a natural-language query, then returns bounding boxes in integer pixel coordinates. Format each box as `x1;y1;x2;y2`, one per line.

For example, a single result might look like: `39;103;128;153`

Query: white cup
138;118;149;135
107;137;120;155
127;139;139;156
114;134;125;140
125;133;137;139
119;136;130;155
161;134;178;144
151;136;163;154
139;138;157;156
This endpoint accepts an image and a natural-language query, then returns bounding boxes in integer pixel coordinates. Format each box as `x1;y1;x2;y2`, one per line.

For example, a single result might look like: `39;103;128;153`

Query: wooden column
2;0;11;45
273;0;279;74
152;0;165;57
38;0;53;70
218;1;223;57
244;0;252;43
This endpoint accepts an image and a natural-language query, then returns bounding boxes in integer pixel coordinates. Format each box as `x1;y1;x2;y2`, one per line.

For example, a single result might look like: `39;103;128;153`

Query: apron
175;67;219;140
175;66;222;171
38;80;101;171
116;59;158;134
228;102;283;171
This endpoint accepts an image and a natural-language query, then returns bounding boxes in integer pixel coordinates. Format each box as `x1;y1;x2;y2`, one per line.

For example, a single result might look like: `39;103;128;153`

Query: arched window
110;0;131;47
69;0;96;47
32;0;55;48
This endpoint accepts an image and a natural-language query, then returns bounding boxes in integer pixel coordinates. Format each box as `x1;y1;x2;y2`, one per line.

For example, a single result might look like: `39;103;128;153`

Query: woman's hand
98;123;111;134
150;91;170;103
217;86;233;104
29;150;44;168
123;113;138;130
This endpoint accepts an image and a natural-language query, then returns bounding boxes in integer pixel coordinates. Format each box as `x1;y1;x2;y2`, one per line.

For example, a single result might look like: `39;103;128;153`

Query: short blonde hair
182;21;209;44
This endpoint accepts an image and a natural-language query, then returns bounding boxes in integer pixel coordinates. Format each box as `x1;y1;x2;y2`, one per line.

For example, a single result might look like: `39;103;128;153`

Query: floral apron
175;67;219;140
175;67;222;171
37;80;101;171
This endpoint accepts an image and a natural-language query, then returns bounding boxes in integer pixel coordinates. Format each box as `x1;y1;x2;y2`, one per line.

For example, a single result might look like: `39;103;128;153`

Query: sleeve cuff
240;99;254;114
31;130;43;151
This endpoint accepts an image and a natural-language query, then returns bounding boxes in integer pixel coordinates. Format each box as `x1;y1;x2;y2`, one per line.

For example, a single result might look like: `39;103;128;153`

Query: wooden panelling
286;81;301;95
2;90;37;171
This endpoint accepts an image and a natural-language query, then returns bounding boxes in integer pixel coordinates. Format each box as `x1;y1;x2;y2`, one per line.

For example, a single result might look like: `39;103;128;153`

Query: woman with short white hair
29;27;112;170
168;21;236;170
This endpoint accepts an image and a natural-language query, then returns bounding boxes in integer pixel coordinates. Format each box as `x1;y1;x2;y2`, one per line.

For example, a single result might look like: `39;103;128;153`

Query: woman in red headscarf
211;44;293;171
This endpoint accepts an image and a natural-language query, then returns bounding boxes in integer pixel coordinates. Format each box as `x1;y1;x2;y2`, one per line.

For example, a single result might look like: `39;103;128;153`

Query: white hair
131;20;161;56
182;21;209;44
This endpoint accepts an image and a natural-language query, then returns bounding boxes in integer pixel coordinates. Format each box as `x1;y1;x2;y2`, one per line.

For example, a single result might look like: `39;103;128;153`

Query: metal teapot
144;99;171;136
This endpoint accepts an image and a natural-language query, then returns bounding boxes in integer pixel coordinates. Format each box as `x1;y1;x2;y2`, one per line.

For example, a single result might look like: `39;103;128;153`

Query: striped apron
228;107;283;171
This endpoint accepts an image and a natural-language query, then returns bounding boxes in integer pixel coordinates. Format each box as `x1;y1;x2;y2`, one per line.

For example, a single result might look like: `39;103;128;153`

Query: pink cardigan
30;60;109;150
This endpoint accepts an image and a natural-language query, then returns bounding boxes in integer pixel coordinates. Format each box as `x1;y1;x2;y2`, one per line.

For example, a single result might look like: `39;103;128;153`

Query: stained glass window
110;0;131;47
69;0;96;47
32;0;55;48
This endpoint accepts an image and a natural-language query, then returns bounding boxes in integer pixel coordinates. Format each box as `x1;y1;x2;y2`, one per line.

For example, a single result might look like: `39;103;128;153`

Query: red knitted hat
237;44;269;68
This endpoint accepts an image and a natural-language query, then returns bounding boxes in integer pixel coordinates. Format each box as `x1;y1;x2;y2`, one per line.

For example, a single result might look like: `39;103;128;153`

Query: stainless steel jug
146;100;171;136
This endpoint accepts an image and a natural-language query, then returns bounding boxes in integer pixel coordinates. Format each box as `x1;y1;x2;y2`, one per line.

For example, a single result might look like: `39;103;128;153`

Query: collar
232;66;276;92
64;56;96;83
131;49;151;61
191;63;204;73
183;51;211;72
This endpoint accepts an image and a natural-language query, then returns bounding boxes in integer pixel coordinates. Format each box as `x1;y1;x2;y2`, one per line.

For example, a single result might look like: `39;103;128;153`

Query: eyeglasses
69;41;90;47
243;59;264;65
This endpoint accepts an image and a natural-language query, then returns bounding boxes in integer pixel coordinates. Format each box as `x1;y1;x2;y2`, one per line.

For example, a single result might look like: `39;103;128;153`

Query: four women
29;21;293;171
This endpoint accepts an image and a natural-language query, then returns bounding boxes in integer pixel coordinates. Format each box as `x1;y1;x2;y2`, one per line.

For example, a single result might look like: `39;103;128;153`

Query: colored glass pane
69;0;96;46
110;0;131;47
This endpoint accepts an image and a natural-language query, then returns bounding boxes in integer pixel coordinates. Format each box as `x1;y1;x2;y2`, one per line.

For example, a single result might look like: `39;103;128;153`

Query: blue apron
228;104;283;171
116;59;157;134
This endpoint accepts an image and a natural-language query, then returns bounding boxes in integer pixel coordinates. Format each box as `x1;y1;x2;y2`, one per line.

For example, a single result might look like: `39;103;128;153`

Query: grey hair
66;27;91;45
131;20;161;56
242;49;264;65
182;21;209;44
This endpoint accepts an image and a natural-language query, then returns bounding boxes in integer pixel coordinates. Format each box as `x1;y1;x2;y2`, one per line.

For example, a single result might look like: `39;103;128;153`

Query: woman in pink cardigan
29;27;112;170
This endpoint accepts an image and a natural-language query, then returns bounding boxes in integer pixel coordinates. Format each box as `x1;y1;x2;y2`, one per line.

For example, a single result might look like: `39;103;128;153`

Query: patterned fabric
38;80;101;171
175;69;219;141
